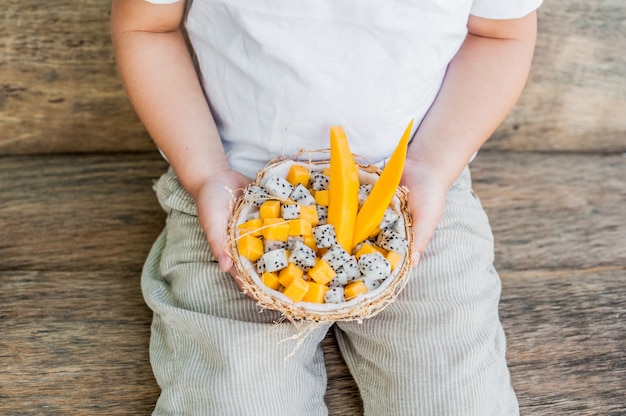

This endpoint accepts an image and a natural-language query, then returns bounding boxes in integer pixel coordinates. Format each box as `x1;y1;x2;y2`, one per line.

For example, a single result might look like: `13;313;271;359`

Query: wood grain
1;0;624;155
484;1;626;153
0;0;153;154
472;151;626;272
1;151;624;415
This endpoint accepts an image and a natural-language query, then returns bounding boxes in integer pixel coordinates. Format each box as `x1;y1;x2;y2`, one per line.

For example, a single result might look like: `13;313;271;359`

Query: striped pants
142;167;518;415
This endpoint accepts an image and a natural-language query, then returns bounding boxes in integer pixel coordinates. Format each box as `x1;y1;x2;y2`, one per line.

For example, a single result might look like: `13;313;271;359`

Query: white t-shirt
146;0;542;178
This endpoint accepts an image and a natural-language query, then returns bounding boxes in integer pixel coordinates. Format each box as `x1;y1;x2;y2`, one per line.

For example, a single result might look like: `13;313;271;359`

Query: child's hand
400;162;449;263
192;169;251;280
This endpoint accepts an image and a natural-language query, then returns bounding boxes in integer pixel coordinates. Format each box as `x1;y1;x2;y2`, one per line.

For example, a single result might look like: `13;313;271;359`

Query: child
111;1;541;414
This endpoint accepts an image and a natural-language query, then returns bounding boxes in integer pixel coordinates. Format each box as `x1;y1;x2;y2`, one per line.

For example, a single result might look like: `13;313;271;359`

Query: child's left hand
401;162;449;263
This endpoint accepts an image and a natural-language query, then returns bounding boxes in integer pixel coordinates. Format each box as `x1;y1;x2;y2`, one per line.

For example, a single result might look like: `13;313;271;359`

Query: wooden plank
501;268;626;415
0;0;154;154
486;1;626;152
1;268;623;414
472;151;626;272
2;151;623;273
0;152;168;272
1;0;624;155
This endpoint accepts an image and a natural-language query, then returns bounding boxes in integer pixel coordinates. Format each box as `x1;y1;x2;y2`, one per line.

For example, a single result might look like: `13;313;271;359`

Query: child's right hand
191;169;251;283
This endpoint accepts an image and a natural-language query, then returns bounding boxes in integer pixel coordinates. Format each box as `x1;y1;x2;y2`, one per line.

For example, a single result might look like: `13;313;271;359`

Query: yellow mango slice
344;280;368;300
303;234;317;250
385;250;402;271
288;219;313;236
259;200;281;219
262;271;281;290
352;120;413;248
278;263;304;287
237;234;264;262
286;164;311;187
327;126;360;252
283;275;310;303
307;258;336;286
299;204;319;226
237;218;263;237
314;190;329;206
261;218;290;241
302;281;330;303
355;242;386;259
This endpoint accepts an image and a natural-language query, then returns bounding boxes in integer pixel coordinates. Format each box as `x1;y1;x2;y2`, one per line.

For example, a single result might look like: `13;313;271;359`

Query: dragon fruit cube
363;278;382;291
312;224;338;249
322;245;352;270
281;203;300;220
378;207;400;230
244;185;271;207
263;175;294;201
329;271;349;288
261;248;288;272
358;252;391;280
336;256;360;280
316;205;328;225
309;170;330;191
289;184;316;206
358;183;373;207
288;241;317;271
376;228;408;254
324;287;345;304
264;240;287;253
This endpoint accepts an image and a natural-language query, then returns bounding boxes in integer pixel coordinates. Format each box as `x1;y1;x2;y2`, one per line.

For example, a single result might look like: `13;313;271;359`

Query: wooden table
1;1;625;415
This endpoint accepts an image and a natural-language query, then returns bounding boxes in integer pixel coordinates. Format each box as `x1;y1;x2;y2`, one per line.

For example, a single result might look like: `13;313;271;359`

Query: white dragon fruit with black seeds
281;203;300;220
288;241;317;271
289;184;316;206
264;240;287;253
263;175;294;201
358;252;391;280
322;245;352;270
358;183;373;207
309;171;330;191
378;207;400;230
312;224;338;248
329;271;349;288
286;236;304;251
261;248;288;272
376;228;408;254
337;256;360;280
244;185;271;207
363;278;382;291
316;206;328;225
324;287;345;304
256;256;266;274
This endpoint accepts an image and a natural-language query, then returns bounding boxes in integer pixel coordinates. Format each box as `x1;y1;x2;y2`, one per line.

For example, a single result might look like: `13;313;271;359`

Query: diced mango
299;204;319;226
288;219;313;236
302;281;330;303
261;218;290;241
385;250;403;271
278;263;304;287
262;271;281;290
237;234;264;262
259;200;281;219
303;234;317;250
307;259;336;286
355;242;385;259
283;276;310;303
344;280;368;299
286;164;311;187
314;190;329;206
237;218;263;237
